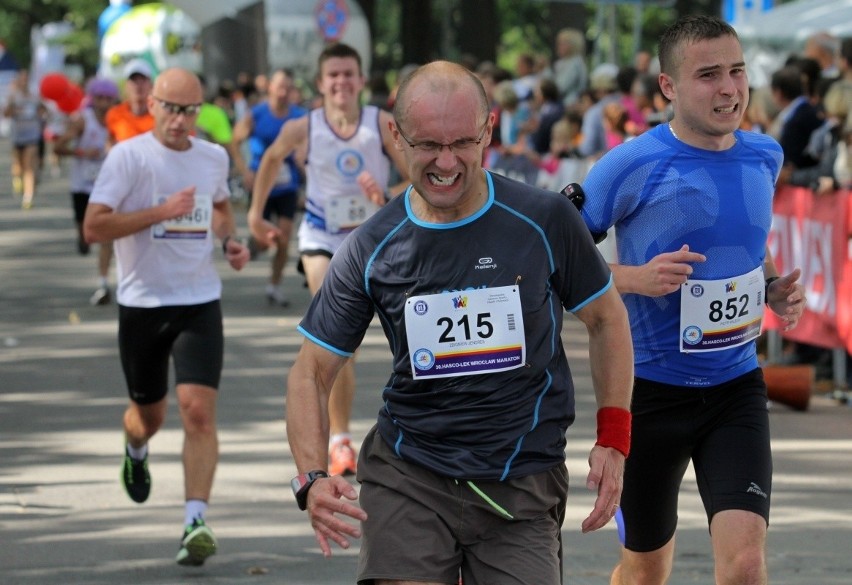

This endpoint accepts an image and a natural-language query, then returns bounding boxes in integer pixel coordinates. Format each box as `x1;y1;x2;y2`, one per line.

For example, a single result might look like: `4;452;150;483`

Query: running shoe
90;286;111;306
76;237;90;255
265;284;290;307
328;438;357;476
176;518;217;566
121;447;151;503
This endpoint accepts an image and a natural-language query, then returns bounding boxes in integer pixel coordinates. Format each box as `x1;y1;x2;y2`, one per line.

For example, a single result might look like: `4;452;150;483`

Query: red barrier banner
765;186;851;354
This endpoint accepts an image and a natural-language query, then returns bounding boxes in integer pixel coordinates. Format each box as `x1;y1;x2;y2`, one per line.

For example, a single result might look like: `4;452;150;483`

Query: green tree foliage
0;0;156;74
362;0;720;75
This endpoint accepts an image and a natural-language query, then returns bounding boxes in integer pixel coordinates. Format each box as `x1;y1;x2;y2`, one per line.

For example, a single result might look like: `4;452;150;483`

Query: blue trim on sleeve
568;273;613;313
296;325;354;358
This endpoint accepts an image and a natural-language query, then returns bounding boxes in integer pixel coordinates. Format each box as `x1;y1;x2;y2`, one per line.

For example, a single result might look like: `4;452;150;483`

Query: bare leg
610;537;675;585
176;384;219;502
20;144;38;208
11;147;23;195
270;215;293;287
124;397;168;448
710;510;767;585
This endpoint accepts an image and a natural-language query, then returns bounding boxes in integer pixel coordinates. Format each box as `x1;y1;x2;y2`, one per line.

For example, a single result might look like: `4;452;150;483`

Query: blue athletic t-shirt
582;124;783;387
248;101;306;195
298;171;613;480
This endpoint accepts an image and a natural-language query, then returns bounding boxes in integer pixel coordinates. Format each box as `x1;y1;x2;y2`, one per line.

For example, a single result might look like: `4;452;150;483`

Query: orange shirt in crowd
105;101;154;143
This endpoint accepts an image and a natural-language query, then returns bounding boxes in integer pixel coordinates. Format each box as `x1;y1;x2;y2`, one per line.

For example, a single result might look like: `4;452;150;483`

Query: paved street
1;137;851;584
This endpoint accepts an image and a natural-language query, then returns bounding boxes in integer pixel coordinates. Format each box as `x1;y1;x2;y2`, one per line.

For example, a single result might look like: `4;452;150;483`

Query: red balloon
57;84;84;114
39;73;70;101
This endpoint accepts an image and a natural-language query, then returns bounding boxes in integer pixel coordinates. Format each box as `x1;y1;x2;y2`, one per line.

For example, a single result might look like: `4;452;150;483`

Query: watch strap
292;469;329;510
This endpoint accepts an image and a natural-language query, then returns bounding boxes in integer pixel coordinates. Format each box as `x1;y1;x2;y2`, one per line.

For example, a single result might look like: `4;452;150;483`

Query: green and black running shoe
176;518;217;566
121;447;151;503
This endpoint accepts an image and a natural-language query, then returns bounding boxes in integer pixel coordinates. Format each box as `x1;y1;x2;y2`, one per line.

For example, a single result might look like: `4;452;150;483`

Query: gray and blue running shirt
298;170;612;480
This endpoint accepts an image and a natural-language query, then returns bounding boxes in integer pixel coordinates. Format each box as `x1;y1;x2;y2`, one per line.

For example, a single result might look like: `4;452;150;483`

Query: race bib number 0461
405;285;526;379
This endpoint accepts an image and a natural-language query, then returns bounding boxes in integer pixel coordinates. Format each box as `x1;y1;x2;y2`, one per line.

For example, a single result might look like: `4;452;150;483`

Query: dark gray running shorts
356;426;569;584
118;300;223;404
620;368;772;552
263;190;298;221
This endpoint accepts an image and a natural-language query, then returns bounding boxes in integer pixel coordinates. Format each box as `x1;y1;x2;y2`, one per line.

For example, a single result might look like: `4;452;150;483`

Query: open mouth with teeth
428;173;460;186
715;104;738;114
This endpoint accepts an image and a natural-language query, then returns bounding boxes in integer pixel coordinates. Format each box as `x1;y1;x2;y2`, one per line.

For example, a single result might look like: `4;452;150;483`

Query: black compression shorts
620;368;772;552
118;300;223;404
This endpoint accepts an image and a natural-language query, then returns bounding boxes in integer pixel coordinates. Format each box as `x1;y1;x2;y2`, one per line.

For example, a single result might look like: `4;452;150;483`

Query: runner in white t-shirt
84;67;250;568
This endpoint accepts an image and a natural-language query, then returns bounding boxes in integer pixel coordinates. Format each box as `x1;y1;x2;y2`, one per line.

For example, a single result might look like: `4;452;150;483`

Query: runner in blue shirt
581;15;806;585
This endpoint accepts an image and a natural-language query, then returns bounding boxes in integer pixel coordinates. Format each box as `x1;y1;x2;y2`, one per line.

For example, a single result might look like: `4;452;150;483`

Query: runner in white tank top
247;44;409;478
299;104;392;254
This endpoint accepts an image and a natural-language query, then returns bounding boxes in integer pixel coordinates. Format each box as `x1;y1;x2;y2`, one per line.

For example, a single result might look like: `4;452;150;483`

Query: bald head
149;68;204;151
393;61;489;130
153;67;203;104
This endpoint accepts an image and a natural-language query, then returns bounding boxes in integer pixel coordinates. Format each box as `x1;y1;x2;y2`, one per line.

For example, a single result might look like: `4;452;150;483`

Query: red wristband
595;407;632;458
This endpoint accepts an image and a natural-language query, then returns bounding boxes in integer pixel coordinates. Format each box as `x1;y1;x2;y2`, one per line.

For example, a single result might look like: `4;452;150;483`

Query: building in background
168;0;371;91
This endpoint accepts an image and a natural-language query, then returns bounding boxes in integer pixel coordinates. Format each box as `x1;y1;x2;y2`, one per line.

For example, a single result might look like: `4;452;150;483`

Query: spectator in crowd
577;63;622;159
493;79;532;156
616;66;648;135
535;110;586;191
769;64;823;169
780;80;852;193
804;31;841;100
512;52;539;102
631;72;670;129
602;100;630;151
475;61;511;166
633;49;654;75
552;28;588;106
528;77;565;156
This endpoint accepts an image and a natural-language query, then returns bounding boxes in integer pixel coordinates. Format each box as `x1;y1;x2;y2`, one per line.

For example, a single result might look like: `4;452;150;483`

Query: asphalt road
1;138;851;584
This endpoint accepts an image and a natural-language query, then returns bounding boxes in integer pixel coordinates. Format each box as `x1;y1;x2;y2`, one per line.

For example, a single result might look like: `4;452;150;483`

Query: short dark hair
841;37;852;64
538;77;559;102
659;15;739;77
771;65;805;101
317;43;362;77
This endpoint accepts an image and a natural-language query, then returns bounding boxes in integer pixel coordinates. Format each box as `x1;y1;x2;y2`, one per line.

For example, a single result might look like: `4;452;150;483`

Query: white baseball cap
123;58;153;80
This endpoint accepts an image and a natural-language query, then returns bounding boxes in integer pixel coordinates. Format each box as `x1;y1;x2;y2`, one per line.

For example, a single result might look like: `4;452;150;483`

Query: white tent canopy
733;0;852;87
735;0;852;46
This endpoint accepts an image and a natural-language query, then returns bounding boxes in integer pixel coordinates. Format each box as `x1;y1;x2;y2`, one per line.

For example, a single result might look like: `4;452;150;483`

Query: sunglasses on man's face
153;97;202;117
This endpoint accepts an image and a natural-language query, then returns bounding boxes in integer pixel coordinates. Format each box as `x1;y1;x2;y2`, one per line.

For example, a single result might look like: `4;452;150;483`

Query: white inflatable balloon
99;2;202;82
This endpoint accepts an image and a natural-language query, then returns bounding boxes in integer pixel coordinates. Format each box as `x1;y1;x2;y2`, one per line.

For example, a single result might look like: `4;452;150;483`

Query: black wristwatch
291;470;329;510
765;276;780;299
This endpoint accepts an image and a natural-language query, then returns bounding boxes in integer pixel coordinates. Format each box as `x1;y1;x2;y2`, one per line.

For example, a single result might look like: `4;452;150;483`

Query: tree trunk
456;0;498;65
401;0;434;65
